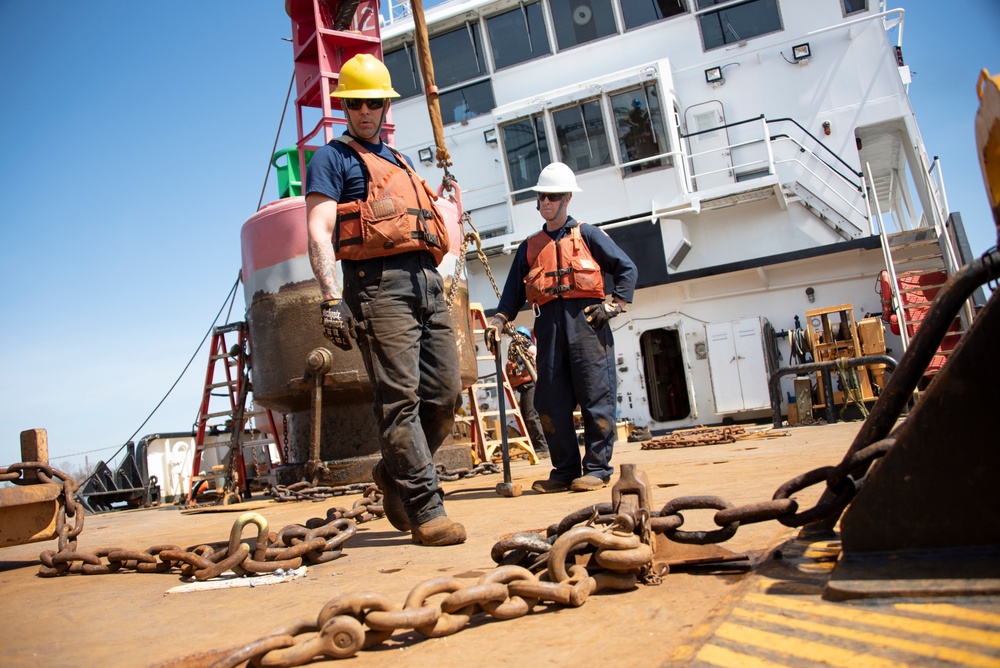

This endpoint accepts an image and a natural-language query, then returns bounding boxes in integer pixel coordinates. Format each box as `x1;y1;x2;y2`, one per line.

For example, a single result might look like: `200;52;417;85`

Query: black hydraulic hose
768;355;899;429
804;250;1000;533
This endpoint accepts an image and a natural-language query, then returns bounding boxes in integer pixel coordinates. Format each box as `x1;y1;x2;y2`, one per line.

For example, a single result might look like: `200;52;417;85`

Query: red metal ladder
186;322;285;504
465;304;538;465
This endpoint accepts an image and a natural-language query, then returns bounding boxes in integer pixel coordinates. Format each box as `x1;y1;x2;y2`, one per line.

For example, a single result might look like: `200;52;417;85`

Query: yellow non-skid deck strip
895;603;1000;627
746;592;1000;649
731;606;999;667
713;622;906;667
696;642;791;668
691;584;1000;666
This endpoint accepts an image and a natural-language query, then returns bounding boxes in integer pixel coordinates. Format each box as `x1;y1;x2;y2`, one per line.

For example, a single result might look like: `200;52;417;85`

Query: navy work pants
342;252;462;526
516;382;548;454
533;298;617;483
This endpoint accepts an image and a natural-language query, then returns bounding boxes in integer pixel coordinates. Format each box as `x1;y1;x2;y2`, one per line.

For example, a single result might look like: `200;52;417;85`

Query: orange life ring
877;271;893;320
877;271;900;335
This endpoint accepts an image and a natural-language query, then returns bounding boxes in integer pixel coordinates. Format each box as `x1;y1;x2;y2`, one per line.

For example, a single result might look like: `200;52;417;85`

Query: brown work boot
372;461;409;532
570;475;609;492
531;478;571;494
411;515;467;546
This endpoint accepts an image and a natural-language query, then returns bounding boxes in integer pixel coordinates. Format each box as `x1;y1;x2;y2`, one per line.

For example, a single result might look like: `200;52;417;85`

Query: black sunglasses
343;98;386;111
537;193;567;202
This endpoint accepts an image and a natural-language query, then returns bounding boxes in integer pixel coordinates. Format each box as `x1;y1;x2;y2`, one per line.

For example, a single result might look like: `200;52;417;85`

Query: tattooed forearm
308;237;340;300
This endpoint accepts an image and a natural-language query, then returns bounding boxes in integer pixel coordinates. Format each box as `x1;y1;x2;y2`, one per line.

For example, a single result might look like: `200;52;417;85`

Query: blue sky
0;1;997;473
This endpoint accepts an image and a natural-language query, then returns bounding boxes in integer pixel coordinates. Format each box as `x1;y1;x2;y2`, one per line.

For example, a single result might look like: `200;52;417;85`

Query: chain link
446;210;507;313
640;425;746;449
14;427;897;665
209;525;644;667
35;489;385;579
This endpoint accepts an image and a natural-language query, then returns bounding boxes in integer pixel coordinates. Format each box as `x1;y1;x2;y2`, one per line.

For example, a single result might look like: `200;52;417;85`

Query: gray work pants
342;252;462;526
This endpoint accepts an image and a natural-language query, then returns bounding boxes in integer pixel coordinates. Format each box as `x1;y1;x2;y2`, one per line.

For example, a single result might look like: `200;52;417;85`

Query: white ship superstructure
379;0;978;429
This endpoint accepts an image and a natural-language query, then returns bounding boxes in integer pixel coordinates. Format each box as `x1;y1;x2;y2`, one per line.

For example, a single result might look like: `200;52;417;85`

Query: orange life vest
333;137;449;264
524;224;605;307
505;358;532;388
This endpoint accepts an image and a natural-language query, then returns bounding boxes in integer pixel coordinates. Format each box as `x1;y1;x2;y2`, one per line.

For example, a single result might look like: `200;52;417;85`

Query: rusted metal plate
0;482;62;547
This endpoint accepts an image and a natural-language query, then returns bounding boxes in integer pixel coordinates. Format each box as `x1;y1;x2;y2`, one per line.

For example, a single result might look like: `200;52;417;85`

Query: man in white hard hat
305;53;466;546
486;162;637;493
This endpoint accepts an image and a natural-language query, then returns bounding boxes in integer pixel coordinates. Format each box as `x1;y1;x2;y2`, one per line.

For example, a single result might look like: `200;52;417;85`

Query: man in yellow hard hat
305;53;466;546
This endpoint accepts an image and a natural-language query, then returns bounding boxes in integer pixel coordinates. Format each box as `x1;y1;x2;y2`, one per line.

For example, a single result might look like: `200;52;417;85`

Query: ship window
439;80;496;125
553;99;612;173
621;0;687;30
842;0;866;14
384;45;423;100
429;23;489;88
611;83;671;173
501;114;551;202
428;23;496;123
549;0;618;50
696;0;782;51
487;2;551;70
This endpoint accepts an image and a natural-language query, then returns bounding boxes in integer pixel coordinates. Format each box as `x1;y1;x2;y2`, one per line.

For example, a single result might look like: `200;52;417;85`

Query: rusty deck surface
2;420;999;667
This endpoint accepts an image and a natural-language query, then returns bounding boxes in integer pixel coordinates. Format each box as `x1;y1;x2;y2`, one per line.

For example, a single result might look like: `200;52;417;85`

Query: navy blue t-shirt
305;132;415;203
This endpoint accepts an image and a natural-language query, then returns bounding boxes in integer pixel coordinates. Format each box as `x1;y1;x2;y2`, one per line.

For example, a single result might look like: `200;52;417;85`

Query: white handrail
866;161;911;351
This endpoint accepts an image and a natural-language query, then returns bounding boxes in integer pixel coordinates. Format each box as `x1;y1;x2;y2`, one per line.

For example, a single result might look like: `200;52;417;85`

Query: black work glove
320;298;354;351
484;316;506;355
583;301;623;331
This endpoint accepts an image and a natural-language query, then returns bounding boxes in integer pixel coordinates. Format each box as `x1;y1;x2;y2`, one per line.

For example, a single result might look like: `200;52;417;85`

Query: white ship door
705;317;770;414
684;101;733;191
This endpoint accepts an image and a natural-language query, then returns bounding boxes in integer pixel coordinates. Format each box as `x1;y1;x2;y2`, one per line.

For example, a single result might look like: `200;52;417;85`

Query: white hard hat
532;162;582;193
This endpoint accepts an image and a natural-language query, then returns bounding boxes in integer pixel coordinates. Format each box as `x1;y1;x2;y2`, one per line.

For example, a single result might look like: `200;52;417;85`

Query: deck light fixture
484;128;498;145
418;147;434;163
705;66;724;85
792;43;811;62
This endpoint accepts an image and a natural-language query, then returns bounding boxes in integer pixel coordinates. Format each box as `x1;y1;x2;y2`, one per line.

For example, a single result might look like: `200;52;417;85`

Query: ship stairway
679;115;869;238
463;304;538;465
866;164;976;387
186;321;285;505
782;181;865;240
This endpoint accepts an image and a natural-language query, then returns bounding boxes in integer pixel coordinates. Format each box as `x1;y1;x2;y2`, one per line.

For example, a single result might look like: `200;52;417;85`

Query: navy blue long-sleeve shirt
496;217;638;319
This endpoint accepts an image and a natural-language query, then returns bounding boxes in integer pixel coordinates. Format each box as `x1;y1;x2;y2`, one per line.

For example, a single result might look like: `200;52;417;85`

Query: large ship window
553;98;611;173
440;81;496;124
696;0;782;51
501;114;551;202
610;83;671;174
486;2;551;70
621;0;687;31
842;0;866;14
429;23;497;123
384;45;423;99
549;0;617;50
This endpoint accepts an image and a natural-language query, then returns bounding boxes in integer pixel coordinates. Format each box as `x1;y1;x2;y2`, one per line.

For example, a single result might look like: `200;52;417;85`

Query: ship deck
3;420;999;667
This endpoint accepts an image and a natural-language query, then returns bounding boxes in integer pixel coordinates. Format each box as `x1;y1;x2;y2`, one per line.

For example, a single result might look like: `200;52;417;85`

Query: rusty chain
434;462;501;481
269;481;374;502
270;463;503;501
6;428;895;665
35;488;386;579
492;437;896;581
205;527;648;667
640;425;746;449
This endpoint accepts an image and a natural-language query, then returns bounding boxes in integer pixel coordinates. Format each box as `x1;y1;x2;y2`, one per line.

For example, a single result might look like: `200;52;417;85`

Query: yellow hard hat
331;53;400;99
